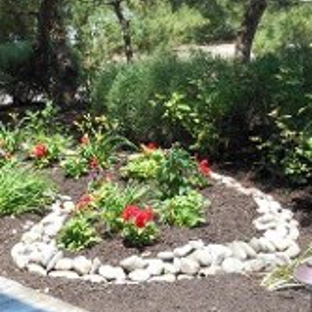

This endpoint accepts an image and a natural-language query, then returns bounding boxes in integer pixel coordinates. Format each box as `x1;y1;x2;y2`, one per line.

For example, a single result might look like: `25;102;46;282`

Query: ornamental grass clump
0;162;55;216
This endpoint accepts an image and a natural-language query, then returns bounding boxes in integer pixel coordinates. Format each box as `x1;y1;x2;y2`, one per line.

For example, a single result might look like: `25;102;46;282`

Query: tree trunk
35;0;78;105
111;0;133;63
235;0;268;63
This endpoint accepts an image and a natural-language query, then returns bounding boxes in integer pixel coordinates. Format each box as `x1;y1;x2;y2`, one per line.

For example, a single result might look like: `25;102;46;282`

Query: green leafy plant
58;213;100;252
156;145;208;199
61;154;89;178
253;107;312;184
0;115;23;155
0;162;55;216
157;190;208;228
121;145;165;180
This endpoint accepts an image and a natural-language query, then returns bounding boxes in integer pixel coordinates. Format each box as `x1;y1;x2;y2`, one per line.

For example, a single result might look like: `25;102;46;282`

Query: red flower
32;143;48;158
199;159;211;176
135;212;149;228
89;156;99;169
147;142;158;150
144;206;155;222
122;205;141;221
80;134;90;145
76;194;94;211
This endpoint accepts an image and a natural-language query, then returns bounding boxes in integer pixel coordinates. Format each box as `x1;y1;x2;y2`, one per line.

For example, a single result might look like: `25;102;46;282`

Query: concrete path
0;277;89;312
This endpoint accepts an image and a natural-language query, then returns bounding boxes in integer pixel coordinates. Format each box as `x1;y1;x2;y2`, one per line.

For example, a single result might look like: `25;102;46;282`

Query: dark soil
0;165;312;312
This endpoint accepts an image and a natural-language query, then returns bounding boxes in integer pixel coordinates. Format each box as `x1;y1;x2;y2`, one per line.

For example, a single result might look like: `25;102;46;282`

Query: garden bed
48;167;258;266
1;165;312;311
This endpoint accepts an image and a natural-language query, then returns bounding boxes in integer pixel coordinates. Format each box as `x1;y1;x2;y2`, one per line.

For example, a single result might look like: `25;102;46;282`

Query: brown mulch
0;165;312;312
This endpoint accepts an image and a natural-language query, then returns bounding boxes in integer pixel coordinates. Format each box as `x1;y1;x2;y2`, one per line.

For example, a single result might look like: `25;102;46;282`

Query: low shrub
0;162;55;216
120;145;165;180
58;213;100;252
93;47;312;183
157;190;208;228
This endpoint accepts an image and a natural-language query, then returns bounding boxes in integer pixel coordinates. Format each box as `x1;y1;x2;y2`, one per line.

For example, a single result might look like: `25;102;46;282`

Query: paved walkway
0;277;89;312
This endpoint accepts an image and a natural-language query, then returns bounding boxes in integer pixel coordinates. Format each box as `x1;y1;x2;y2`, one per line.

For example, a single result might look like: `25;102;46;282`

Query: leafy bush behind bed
92;47;312;183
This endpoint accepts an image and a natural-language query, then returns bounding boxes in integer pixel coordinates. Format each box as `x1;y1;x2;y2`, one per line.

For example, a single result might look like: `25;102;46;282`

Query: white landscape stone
46;251;64;271
73;256;92;275
90;257;102;274
249;238;262;253
145;259;164;276
120;255;146;272
258;237;276;253
99;265;126;281
179;258;200;275
54;258;73;271
40;244;58;267
270;238;293;252
163;262;180;275
49;270;80;279
284;242;300;259
190;249;212;267
229;242;248;261
27;263;47;276
173;258;182;273
173;244;194;258
237;241;257;259
128;269;151;282
188;239;205;250
198;266;223;277
222;258;244;274
157;251;175;261
177;274;194;281
62;201;75;212
149;274;176;283
243;259;267;273
207;244;232;265
83;274;106;283
21;231;42;244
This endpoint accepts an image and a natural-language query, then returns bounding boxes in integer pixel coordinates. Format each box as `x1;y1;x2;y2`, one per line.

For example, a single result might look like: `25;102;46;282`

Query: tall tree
35;0;79;105
235;0;268;62
108;0;133;63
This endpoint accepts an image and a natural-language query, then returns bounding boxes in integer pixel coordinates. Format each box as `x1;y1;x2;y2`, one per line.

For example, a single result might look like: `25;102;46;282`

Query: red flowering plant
29;142;50;167
121;205;159;246
198;159;211;177
75;194;96;212
27;133;71;168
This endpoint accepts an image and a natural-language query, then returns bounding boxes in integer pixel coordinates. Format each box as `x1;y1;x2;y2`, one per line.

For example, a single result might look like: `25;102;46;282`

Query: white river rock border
11;171;301;284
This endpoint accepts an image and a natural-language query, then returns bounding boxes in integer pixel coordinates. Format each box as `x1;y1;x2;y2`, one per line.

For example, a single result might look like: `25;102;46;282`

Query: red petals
32;143;48;158
147;142;158;150
122;205;156;228
89;156;99;169
135;212;149;228
122;205;141;221
141;142;159;154
76;194;94;211
199;159;211;176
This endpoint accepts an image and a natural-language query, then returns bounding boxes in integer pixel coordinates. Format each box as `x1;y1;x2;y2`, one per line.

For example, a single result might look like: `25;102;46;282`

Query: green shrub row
92;48;312;184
